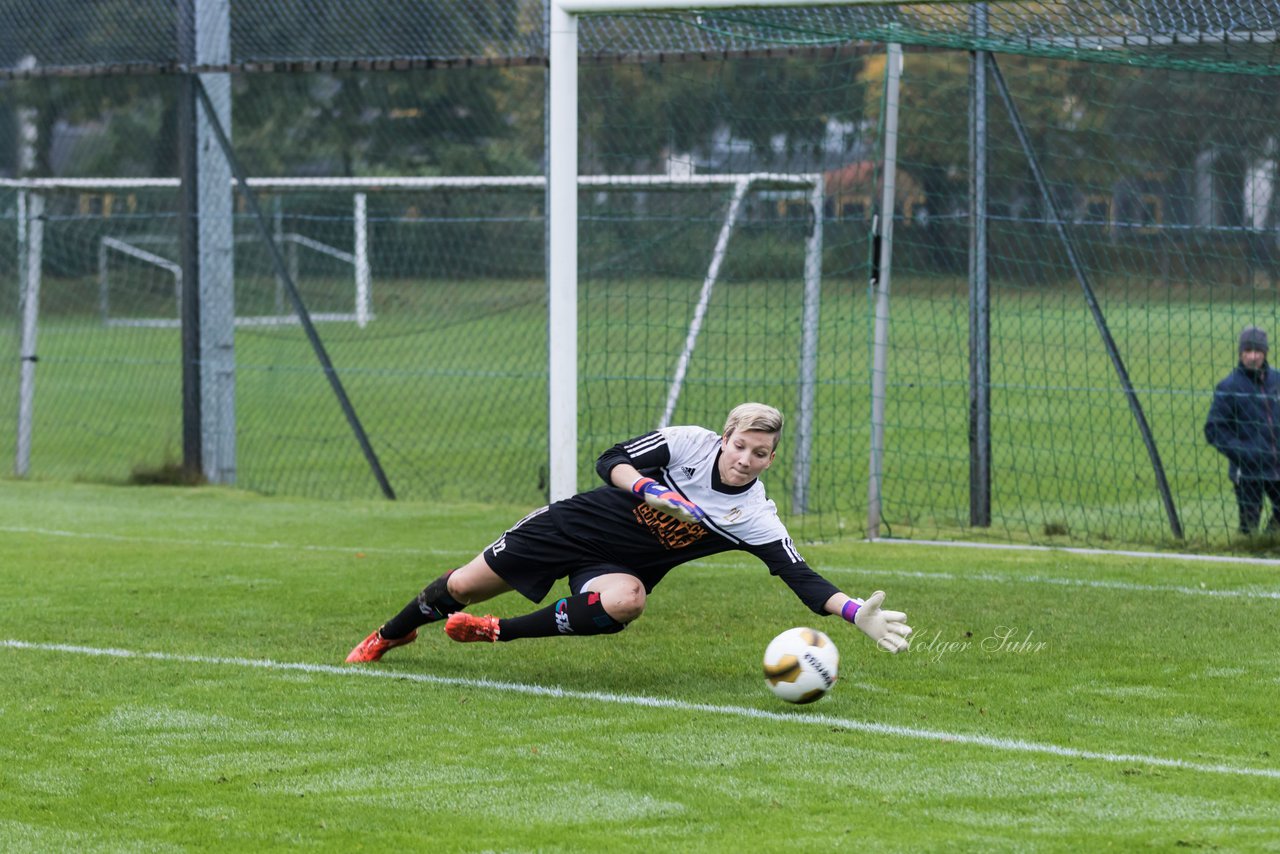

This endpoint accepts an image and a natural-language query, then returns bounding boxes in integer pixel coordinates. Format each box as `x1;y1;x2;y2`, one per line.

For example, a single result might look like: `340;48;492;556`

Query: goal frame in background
6;177;376;330
6;172;824;504
98;230;368;329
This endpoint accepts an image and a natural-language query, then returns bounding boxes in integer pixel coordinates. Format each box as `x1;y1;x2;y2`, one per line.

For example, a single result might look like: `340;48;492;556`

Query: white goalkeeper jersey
623;425;791;546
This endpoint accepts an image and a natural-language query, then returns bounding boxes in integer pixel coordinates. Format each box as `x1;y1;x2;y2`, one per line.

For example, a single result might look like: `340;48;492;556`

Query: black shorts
483;507;635;603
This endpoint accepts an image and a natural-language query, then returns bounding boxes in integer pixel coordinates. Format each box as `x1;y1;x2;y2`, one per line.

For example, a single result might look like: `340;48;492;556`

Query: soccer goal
97;228;370;329
72;180;375;329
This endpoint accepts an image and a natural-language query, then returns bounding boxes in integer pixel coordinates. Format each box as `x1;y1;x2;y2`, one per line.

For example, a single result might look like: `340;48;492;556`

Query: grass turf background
2;479;1278;851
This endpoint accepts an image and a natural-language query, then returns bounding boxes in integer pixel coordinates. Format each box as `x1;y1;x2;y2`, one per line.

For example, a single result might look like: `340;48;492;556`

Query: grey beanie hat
1240;325;1269;353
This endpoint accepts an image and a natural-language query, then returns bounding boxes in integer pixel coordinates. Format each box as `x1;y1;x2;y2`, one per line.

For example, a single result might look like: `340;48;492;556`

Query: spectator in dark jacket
1205;325;1280;534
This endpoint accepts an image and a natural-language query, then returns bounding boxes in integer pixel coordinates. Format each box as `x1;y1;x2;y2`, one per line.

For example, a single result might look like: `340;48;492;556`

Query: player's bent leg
585;573;647;624
447;574;641;643
377;569;468;642
347;555;516;662
347;591;439;663
445;553;514;605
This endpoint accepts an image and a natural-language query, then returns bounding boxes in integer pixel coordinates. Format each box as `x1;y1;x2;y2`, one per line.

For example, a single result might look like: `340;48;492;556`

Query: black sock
499;592;626;641
381;572;464;639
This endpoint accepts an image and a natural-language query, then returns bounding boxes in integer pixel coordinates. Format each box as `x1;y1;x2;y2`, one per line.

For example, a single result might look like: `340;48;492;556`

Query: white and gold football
762;626;839;704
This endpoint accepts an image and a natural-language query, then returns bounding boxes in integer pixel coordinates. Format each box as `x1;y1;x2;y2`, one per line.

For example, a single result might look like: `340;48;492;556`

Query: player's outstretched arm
631;476;707;525
605;462;706;525
839;591;911;653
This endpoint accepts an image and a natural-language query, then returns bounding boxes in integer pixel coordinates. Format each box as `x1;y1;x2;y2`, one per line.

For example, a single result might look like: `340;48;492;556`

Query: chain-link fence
4;2;1280;551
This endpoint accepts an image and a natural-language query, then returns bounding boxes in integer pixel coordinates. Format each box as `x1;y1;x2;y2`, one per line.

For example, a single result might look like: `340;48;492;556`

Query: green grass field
2;479;1278;851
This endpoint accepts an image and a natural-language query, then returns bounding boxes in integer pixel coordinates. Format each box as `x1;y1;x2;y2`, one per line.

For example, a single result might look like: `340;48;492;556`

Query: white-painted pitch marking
0;525;460;557
815;565;1280;601
700;559;1280;602
870;536;1280;568
9;523;1275;568
3;638;1278;781
6;525;1280;601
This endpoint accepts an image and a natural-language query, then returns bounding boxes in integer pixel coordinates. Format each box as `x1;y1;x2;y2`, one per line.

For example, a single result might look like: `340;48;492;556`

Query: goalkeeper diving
346;402;912;661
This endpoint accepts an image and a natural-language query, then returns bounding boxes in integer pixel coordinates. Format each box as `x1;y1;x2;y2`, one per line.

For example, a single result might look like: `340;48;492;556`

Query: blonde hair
723;402;784;447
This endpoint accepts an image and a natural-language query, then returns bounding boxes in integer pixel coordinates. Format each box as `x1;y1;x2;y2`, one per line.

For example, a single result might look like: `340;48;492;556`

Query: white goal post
7;171;823;501
98;236;182;326
548;0;845;506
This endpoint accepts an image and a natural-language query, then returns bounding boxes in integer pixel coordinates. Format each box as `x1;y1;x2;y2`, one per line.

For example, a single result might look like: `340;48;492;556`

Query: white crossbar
0;173;820;192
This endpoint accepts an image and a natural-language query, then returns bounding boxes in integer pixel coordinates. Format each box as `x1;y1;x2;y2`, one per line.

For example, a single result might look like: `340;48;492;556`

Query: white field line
693;559;1280;602
4;638;1278;781
5;525;1280;601
720;562;1280;602
869;536;1280;568
0;525;461;557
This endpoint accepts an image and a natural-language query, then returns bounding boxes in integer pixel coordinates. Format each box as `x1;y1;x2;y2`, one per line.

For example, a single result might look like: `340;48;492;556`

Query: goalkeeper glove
632;477;707;525
842;590;912;654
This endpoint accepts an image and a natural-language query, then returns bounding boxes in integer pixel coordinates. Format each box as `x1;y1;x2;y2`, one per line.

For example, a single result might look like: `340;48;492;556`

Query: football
762;626;839;704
